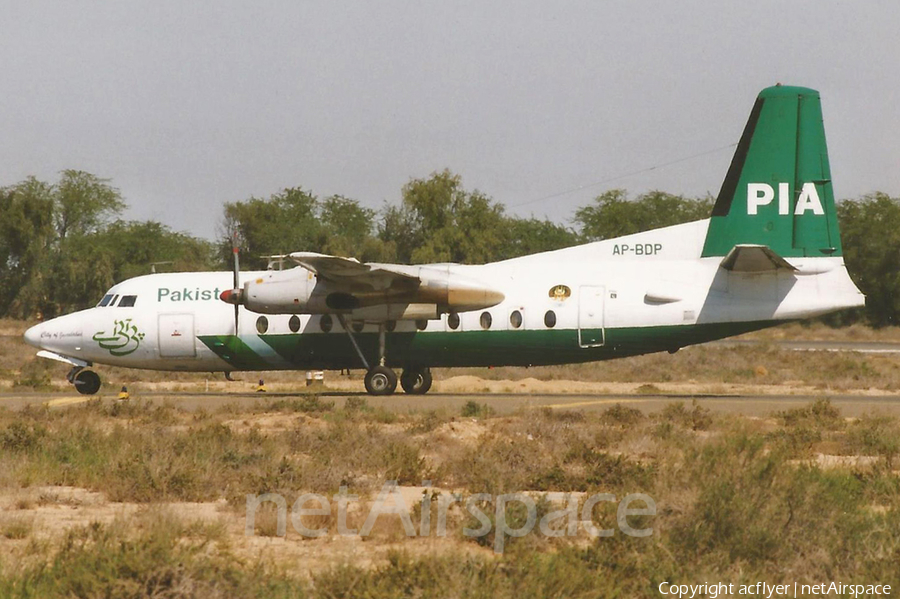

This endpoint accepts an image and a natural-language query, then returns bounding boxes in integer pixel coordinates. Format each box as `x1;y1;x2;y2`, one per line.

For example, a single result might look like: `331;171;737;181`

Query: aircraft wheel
364;366;397;396
400;367;433;395
73;370;101;395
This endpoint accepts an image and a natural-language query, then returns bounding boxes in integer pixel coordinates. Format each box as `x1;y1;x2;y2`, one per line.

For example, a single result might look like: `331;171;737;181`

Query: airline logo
93;318;145;356
747;183;825;216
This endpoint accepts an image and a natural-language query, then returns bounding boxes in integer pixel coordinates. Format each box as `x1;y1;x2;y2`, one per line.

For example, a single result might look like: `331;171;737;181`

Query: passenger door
578;285;605;348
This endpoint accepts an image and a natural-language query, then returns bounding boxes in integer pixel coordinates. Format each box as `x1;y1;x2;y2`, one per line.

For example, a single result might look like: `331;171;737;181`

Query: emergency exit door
158;313;196;358
578;286;605;348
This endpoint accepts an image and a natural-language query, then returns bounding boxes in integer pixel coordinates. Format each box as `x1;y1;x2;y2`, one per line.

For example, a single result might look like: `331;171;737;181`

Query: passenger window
544;310;557;328
118;295;137;307
509;310;523;329
447;313;460;330
480;312;492;330
98;294;114;307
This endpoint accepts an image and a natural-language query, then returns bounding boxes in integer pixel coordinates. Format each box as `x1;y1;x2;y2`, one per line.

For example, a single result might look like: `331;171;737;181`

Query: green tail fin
701;85;842;258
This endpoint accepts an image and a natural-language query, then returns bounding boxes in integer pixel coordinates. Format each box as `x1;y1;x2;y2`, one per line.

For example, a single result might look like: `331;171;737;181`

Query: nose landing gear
67;367;101;395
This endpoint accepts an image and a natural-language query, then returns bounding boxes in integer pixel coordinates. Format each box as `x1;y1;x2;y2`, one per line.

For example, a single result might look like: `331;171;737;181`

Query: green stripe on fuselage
199;320;778;371
198;335;273;370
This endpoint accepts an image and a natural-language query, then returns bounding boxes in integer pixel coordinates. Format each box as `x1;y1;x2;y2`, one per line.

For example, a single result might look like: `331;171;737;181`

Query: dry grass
437;341;900;392
745;321;900;342
0;397;898;597
2;316;900;595
0;515;33;540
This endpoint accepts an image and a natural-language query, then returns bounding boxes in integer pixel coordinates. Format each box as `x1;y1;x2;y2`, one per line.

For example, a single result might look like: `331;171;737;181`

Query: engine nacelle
242;268;314;314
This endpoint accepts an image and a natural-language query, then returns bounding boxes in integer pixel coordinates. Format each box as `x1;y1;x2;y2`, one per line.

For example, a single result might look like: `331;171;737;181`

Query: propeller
219;232;243;335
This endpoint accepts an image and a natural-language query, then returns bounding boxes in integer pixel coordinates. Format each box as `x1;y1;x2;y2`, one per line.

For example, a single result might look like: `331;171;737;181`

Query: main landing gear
364;365;397;395
337;316;433;396
68;366;101;395
400;367;432;395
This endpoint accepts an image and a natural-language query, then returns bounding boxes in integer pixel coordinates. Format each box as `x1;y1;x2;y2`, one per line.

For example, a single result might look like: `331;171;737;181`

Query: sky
1;0;898;241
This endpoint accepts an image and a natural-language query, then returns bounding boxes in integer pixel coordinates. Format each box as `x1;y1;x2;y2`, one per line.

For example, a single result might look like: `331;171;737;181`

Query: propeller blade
232;232;240;334
232;235;240;291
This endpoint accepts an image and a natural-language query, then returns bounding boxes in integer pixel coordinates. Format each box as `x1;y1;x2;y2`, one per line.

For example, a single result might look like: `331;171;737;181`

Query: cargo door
158;313;196;358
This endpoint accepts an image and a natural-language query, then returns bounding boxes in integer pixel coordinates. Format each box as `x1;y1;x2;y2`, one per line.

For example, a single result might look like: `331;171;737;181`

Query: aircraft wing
289;252;419;290
719;244;798;273
231;252;502;315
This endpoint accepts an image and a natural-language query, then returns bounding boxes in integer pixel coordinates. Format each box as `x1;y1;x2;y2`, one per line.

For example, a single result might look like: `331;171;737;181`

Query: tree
220;189;390;269
53;170;126;239
0;178;55;316
1;171;125;317
319;195;391;261
43;234;117;316
379;170;509;264
99;221;216;280
379;203;422;263
500;217;579;260
574;189;714;240
220;187;324;269
835;193;900;327
0;172;217;319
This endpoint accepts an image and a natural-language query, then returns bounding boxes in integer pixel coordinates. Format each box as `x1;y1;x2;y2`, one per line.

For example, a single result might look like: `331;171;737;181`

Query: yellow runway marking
45;396;94;407
543;399;645;409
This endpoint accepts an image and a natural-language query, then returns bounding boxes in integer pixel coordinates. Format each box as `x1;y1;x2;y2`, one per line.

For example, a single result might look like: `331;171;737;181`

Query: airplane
23;85;865;396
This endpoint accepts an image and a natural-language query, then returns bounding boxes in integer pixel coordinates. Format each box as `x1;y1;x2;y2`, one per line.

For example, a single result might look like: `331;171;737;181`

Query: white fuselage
24;220;865;373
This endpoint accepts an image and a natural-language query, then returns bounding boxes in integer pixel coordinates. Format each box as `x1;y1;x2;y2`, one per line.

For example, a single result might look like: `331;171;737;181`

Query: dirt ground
2;320;899;594
0;483;497;578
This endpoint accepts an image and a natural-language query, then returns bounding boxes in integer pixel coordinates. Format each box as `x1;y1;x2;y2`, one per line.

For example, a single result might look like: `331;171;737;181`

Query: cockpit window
118;295;137;307
98;294;114;307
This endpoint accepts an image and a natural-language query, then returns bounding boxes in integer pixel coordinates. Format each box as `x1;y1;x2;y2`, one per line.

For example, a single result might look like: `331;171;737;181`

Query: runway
709;339;900;354
4;389;900;418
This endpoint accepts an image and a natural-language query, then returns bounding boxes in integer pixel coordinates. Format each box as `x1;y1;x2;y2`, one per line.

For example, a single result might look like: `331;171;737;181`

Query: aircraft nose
23;323;44;349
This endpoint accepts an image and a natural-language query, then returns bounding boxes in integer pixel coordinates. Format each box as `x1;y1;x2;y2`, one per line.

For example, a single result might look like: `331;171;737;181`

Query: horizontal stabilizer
719;244;797;273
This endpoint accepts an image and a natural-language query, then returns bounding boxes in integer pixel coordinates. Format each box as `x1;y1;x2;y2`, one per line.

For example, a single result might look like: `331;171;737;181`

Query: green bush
12;359;53;390
461;400;493;418
847;414;900;468
601;403;643;427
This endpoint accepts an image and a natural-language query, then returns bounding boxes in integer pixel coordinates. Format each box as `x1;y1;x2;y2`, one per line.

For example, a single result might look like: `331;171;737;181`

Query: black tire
400;367;433;395
73;370;101;395
364;365;398;396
